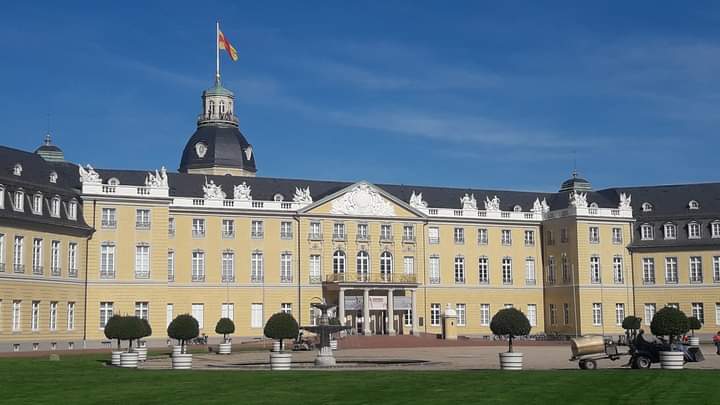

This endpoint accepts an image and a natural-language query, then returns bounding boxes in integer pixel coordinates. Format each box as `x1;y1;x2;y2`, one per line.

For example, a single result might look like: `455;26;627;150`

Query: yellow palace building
1;78;719;352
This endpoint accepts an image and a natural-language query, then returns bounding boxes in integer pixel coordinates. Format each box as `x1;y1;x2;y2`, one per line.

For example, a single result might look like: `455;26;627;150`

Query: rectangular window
333;223;346;240
166;304;173;327
547;256;556;284
477;228;488;245
192;303;204;329
101;208;117;228
280;303;292;315
429;256;440;284
428;227;440;244
478;256;489;284
251;303;263;328
561;254;570;282
592;303;602;326
642;257;655;284
222;251;235;282
251;220;264;239
280;221;293;239
716;303;720;326
615;303;625;326
100;243;115;278
454;256;465;283
613;256;624;283
527;304;537;327
0;233;5;272
168;217;175;237
712;222;720;238
713;256;720;282
50;198;60;217
32;238;43;274
221;303;235;320
222;219;235;238
563;303;570;325
192;251;205;282
280;253;293;283
501;229;512;246
68;242;78;277
192;218;206;237
357;223;369;240
480;304;490;326
456;304;466;326
590;256;601;283
502;257;512;284
13;235;24;273
403;225;415;242
588;226;600;244
12;300;21;331
309;255;321;283
664;223;676;240
135;244;150;278
561;228;569;243
99;302;113;328
612;227;623;244
251;252;264;283
430;303;441;326
309;222;321;239
692;303;704;324
13;191;24;211
546;230;555;246
136;209;151;229
167;250;175;281
49;301;57;331
524;230;535;246
404;310;413;327
454;227;465;244
644;303;656;326
380;224;392;241
690;256;703;283
135;302;149;320
403;256;415;275
665;257;678;283
688;223;701;239
51;240;61;276
549;304;557;325
67;302;75;330
525;257;536;284
641;224;654;240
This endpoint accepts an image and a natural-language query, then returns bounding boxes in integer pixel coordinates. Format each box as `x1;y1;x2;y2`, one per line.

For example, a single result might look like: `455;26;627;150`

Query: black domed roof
559;170;592;192
34;133;65;162
35;144;63;153
179;125;256;173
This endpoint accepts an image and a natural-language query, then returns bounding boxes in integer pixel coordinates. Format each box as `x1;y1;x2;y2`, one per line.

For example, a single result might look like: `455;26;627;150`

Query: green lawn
2;353;719;404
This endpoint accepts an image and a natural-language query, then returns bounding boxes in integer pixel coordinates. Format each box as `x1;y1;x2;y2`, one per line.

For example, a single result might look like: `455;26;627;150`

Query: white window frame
480;304;490;326
280;253;293;283
454;256;465;284
221;303;235;320
712;221;720;239
430;303;441;326
689;256;703;283
456;304;466;326
612;227;623;244
691;302;704;324
613;255;624;283
688;222;701;239
222;251;235;282
501;229;512;246
665;257;678;283
192;303;204;329
664;223;677;240
642;257;655;284
641;224;653;240
527;304;537;327
454;227;465;244
192;250;205;282
192;218;206;237
524;230;535;246
167;250;175;281
478;256;489;284
135;209;151;229
380;251;393;279
251;303;263;328
589;255;601;283
99;302;113;328
477;228;488;245
251;251;264;282
429;255;440;284
525;257;536;284
589;226;600;243
644;303;656;326
12;300;21;331
333;250;346;274
592;303;602;326
615;303;625;326
134;244;150;279
67;302;75;330
222;219;235;238
135;301;149;320
280;303;292;315
428;227;440;244
309;254;321;283
501;257;512;284
49;301;57;331
403;256;414;275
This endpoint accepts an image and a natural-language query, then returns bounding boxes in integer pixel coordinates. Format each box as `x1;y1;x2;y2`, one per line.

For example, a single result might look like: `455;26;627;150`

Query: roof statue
233;181;252;201
202;179;226;200
484;195;500;212
293;186;313;203
532;198;543;214
145;166;168;188
541;198;550;213
78;164;101;184
569;190;588;208
619;192;632;210
409;191;428;209
460;193;477;210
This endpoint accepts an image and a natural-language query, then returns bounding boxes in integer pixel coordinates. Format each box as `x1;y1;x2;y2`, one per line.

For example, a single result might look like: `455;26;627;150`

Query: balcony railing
251;274;264;283
380;234;393;242
168;274;175;282
356;234;370;242
192;274;205;282
308;233;323;241
309;275;322;284
100;271;115;279
280;232;293;240
281;275;293;283
51;267;61;276
135;271;150;279
525;279;537;285
222;231;235;239
14;264;25;273
332;233;346;241
136;221;151;230
325;272;418;284
101;220;117;229
69;268;78;278
192;230;205;238
251;231;264;239
32;266;44;275
429;276;440;284
221;275;235;283
402;235;416;243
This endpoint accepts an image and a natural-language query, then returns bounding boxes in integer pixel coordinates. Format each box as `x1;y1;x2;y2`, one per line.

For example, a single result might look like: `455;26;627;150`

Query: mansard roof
615;183;720;218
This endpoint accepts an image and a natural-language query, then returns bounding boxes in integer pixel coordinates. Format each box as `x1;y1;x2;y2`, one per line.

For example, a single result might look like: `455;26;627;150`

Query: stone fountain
302;301;351;366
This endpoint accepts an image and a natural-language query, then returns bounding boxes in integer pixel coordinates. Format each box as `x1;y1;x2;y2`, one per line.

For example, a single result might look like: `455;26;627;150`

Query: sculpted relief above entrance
330;183;396;216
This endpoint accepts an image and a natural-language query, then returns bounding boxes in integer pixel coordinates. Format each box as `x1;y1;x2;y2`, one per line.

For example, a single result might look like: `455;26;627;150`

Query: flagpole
216;21;220;84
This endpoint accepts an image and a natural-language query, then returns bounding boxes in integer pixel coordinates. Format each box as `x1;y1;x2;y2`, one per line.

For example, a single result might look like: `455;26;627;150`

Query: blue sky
2;1;720;191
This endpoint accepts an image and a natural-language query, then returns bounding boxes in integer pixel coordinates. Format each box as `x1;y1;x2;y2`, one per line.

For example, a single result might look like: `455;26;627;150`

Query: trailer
569;336;630;370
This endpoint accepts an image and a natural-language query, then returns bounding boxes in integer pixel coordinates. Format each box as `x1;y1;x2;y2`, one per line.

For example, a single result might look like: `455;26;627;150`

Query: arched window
13;164;22;176
33;193;43;214
13;189;24;211
689;200;700;210
641;202;653;212
50;196;61;217
219;101;225;114
273;194;284;202
663;223;676;240
513;205;522;212
332;250;345;274
107;178;120;186
356;251;369;278
380;251;393;279
49;171;58;183
590;202;599;208
68;199;78;220
688;221;701;239
208;100;216;116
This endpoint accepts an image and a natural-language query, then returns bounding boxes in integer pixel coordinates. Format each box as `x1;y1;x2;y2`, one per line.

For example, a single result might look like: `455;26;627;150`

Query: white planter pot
218;342;232;355
272;341;281;352
172;353;193;370
330;340;338;351
119;351;139;368
172;345;182;357
660;351;684;370
133;347;148;362
688;337;700;347
270;352;292;370
499;352;524;370
111;351;122;366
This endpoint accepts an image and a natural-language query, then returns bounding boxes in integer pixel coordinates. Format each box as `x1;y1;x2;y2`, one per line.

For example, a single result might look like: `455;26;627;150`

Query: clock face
195;142;207;158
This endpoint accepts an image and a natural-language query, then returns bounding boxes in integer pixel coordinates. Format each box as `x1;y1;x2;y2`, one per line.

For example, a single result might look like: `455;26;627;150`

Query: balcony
332;233;346;242
251;274;264;283
14;264;25;273
32;266;44;275
69;268;78;278
402;235;416;243
135;271;150;279
428;237;440;244
690;277;703;284
101;220;117;229
380;234;393;243
221;275;235;283
429;276;440;284
643;278;655;285
51;267;61;276
356;234;370;242
251;231;264;239
308;232;323;241
281;275;293;283
192;230;205;238
100;271;115;279
280;232;293;240
197;112;239;126
136;221;151;230
222;231;235;239
325;272;418;284
192;274;206;282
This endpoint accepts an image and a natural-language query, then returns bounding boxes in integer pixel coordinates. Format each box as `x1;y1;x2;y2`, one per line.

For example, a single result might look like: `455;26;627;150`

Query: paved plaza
141;344;720;371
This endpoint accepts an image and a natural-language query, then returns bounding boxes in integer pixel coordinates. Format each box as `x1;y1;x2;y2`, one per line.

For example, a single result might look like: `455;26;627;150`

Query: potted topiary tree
118;316;145;368
650;306;689;369
215;317;235;355
490;308;531;370
167;314;199;369
687;316;702;347
264;312;299;370
104;315;124;366
622;315;642;345
133;318;152;362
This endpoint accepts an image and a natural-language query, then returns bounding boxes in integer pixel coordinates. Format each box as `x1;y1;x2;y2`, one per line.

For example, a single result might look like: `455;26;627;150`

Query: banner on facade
369;296;387;310
344;296;363;311
393;296;412;310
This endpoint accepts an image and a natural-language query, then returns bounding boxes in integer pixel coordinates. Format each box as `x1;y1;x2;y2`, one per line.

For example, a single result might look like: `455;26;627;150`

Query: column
363;288;371;335
387;289;395;336
338;288;346;326
411;289;419;336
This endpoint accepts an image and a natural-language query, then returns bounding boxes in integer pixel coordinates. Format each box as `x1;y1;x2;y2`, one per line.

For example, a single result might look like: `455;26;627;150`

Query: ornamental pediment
301;182;422;218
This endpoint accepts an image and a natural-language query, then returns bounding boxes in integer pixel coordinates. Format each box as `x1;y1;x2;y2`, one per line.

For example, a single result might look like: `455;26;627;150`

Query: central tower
178;78;257;176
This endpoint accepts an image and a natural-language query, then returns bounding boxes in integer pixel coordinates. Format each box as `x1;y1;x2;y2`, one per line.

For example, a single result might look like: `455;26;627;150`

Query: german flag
218;29;239;61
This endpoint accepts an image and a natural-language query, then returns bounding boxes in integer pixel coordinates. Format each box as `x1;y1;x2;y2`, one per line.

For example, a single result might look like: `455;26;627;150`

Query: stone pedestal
315;346;337;367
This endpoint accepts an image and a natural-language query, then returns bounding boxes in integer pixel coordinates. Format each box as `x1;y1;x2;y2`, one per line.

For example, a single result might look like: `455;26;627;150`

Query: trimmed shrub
688;317;702;336
215;318;235;342
650;306;689;343
104;315;124;350
168;314;200;354
622;316;642;331
490;308;531;353
264;312;299;351
118;316;146;350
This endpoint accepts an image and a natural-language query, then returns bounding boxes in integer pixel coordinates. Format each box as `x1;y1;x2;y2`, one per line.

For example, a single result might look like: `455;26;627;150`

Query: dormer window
689;200;700;210
273;194;284;202
68;200;78;220
0;184;5;209
663;223;676;240
13;164;22;176
50;196;61;218
49;171;58;183
590;202;599;208
13;189;24;211
641;202;653;212
513;205;522;212
688;222;701;239
107;178;120;186
711;221;720;238
32;193;43;215
641;223;654;240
